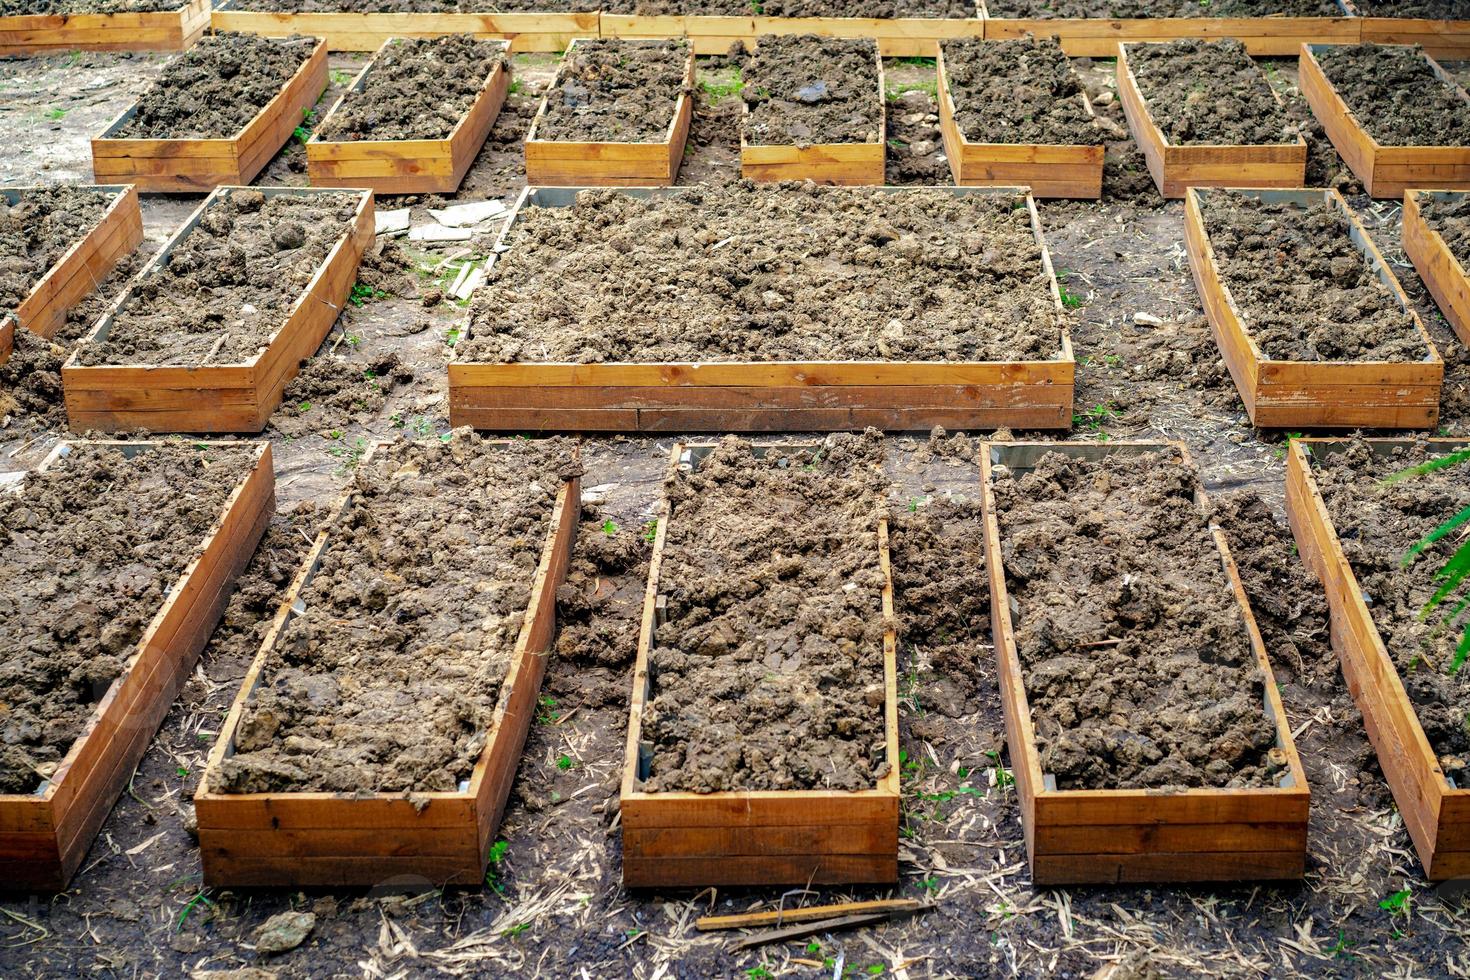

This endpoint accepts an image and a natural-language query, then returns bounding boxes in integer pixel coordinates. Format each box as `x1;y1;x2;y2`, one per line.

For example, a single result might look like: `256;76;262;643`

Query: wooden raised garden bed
524;38;695;187
0;440;274;892
448;185;1074;433
91;35;328;192
0;314;12;366
62;186;374;434
194;439;579;887
0;0;209;57
1403;189;1470;347
598;10;984;58
307;36;510;194
1116;42;1307;198
1299;42;1470;199
1360;15;1470;62
1184;187;1442;430
980;440;1310;885
1;185;142;341
1286;438;1470;880
620;441;900;888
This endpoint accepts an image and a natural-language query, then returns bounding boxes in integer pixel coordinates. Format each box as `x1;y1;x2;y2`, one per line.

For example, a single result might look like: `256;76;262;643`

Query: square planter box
2;184;143;341
1184;187;1442;430
307;37;509;195
598;11;984;58
620;442;900;888
91;36;328;192
62;186;374;434
981;440;1311;886
209;1;596;52
1300;42;1470;199
0;440;274;892
1361;17;1470;62
449;185;1074;433
1286;438;1470;880
523;38;696;187
1403;189;1470;347
194;441;579;887
0;0;209;57
1116;43;1307;199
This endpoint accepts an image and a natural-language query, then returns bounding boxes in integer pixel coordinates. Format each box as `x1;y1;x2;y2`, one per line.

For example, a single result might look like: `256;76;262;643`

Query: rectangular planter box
1361;17;1470;62
2;184;143;341
1403;189;1470;347
194;441;579;887
621;442;899;888
979;0;1360;56
524;38;695;187
307;37;509;194
936;45;1103;198
0;0;209;57
62;186;374;434
1184;187;1442;430
210;2;594;52
1116;43;1307;199
449;185;1074;432
1285;438;1470;880
1300;42;1470;199
0;440;274;892
91;36;328;192
598;11;984;57
0;314;12;366
981;440;1311;886
740;42;885;185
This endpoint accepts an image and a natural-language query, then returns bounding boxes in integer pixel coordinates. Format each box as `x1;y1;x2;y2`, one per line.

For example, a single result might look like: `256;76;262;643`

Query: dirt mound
1127;39;1297;146
743;36;881;147
1418;194;1470;271
535;39;689;143
0;185;113;314
986;0;1343;14
942;37;1100;147
1315;44;1470;149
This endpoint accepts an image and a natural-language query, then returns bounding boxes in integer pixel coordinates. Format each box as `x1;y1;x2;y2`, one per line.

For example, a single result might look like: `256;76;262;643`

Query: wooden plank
697;899;928;931
208;6;594;52
1360;18;1470;62
0;0;205;56
1031;850;1306;885
599;13;983;57
1403;189;1470;347
449;359;1072;387
623;854;898;889
0;315;12;367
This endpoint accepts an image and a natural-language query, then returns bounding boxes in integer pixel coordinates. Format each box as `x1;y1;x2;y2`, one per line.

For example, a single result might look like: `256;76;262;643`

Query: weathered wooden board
1403;189;1470;347
598;11;984;57
209;2;594;52
0;314;13;367
0;0;208;56
1360;17;1470;61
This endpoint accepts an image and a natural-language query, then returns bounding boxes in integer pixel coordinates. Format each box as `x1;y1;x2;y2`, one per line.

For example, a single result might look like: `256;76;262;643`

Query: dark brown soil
990;448;1280;791
0;185;113;314
985;0;1344;14
743;36;881;147
0;443;255;795
884;88;947;185
1314;440;1470;788
211;435;580;795
1353;0;1470;17
1127;39;1297;146
607;0;976;16
641;434;890;793
941;37;1100;147
269;351;413;439
1198;190;1430;363
112;33;316;140
0;0;183;11
316;36;508;143
554;513;651;673
75;188;360;368
1418;193;1470;271
1315;43;1470;148
227;0;599;10
534;39;689;144
460;184;1064;364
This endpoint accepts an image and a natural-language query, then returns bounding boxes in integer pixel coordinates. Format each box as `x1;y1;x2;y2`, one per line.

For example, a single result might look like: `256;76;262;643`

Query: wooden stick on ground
697;898;930;932
726;904;935;952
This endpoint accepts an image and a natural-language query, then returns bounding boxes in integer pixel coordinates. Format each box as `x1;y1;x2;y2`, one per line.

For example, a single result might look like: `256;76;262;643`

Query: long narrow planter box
0;314;13;366
210;1;595;52
1116;44;1307;198
449;186;1074;432
1403;189;1470;347
307;37;509;194
0;440;274;892
936;45;1103;198
598;11;984;57
978;0;1360;56
1184;187;1442;430
194;441;579;887
91;36;328;192
2;185;143;341
621;442;899;888
0;0;209;57
524;38;695;187
981;440;1310;886
740;42;885;185
62;186;374;434
1300;42;1470;199
1361;17;1470;61
1285;438;1470;880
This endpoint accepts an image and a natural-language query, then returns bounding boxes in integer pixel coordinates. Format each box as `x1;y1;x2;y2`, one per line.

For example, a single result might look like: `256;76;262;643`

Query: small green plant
1385;448;1470;673
1072;402;1117;437
555;754;574;771
745;967;773;980
484;839;510;894
502;921;531;937
642;520;658;542
298;401;313;413
916;876;939;895
1380;888;1412;915
536;694;560;724
46;107;67;120
1327;928;1356;961
348;284;387;307
330;69;354;85
1058;284;1085;309
445;327;462;348
601;519;619;536
804;941;822;955
175;890;215;932
508;78;524;95
887;80;938;100
700;71;744;104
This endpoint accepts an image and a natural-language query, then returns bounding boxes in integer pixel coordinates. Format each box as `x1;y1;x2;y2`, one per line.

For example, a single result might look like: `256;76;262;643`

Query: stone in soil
1315;44;1470;149
884;89;947;185
742;36;881;147
1126;39;1298;147
990;448;1280;791
0;444;256;794
941;37;1101;147
1198;190;1429;363
253;910;315;955
316;35;508;143
0;185;114;314
211;435;581;795
986;0;1343;13
1418;193;1470;272
534;39;689;144
641;434;891;793
460;184;1064;364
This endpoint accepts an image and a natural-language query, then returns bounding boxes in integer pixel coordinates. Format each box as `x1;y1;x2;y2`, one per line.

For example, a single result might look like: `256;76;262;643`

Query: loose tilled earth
223;0;600;10
0;184;112;314
1315;43;1470;149
743;36;881;147
1353;0;1470;16
2;44;1470;979
1198;191;1430;363
1127;39;1297;147
606;0;977;17
0;0;185;12
985;0;1345;15
1419;190;1470;271
535;39;688;143
942;37;1100;147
